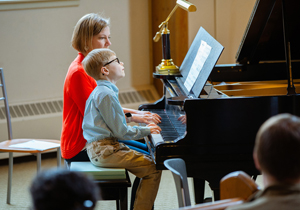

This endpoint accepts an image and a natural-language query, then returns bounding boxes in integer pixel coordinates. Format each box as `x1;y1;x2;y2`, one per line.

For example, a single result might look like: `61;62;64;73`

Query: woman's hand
178;115;186;124
147;123;161;134
136;111;161;118
131;112;161;124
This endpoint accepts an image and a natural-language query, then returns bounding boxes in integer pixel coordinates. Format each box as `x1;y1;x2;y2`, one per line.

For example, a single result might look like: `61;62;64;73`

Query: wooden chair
172;198;244;210
220;170;259;200
172;170;259;210
0;68;61;204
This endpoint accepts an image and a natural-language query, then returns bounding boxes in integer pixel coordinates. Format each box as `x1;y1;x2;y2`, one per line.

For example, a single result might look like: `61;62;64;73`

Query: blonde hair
82;48;115;80
71;13;110;54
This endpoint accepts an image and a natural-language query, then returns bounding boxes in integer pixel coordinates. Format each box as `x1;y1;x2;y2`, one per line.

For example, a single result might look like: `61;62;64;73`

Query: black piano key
144;109;186;141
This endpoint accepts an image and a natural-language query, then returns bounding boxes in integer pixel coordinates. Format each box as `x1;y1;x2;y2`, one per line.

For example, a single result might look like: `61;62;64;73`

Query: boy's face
91;26;111;49
104;55;125;83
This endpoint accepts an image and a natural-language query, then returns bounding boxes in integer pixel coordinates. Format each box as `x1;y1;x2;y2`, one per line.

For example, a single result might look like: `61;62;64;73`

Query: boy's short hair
82;48;116;80
30;169;99;210
254;113;300;182
72;13;110;54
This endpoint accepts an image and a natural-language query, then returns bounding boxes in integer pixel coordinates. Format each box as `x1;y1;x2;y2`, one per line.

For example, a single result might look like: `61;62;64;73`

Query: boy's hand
132;113;161;124
147;123;161;134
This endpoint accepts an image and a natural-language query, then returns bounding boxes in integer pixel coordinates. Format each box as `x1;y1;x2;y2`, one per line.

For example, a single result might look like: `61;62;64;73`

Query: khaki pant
86;139;162;210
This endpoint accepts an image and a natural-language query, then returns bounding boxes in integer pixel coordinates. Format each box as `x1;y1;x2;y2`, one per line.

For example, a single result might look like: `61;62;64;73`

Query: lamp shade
176;0;197;12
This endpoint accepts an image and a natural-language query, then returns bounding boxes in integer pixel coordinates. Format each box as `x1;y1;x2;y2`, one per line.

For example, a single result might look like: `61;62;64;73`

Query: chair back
164;158;191;207
0;68;13;140
220;171;259;200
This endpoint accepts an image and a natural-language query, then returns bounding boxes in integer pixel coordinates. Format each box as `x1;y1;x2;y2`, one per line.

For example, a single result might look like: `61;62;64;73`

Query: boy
82;48;162;210
227;113;300;210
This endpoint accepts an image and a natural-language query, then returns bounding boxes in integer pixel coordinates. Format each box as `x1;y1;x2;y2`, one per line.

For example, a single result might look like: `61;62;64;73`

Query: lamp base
156;59;180;75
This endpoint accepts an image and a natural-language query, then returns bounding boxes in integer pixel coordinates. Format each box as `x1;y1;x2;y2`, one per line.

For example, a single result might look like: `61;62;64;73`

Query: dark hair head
30;169;99;210
254;113;300;182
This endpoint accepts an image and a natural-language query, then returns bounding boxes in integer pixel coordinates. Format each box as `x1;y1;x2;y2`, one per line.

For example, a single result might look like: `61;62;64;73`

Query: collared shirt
226;183;300;210
82;80;150;143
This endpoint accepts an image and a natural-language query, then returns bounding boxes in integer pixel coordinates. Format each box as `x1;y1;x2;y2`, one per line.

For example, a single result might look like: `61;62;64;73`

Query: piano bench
95;171;131;210
70;162;132;210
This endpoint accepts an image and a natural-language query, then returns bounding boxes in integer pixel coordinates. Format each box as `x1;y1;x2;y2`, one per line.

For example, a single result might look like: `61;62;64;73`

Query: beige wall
0;0;256;106
0;0;150;105
188;0;256;64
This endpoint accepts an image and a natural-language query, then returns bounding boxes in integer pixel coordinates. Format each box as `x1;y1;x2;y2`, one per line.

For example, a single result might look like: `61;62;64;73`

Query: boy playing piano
82;48;162;210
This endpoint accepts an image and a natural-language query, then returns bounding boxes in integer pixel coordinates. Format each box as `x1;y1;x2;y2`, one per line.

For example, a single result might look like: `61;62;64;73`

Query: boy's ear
101;67;108;76
253;151;261;171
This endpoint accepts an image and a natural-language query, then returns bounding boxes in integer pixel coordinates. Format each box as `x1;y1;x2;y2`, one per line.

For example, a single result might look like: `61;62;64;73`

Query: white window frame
0;0;79;11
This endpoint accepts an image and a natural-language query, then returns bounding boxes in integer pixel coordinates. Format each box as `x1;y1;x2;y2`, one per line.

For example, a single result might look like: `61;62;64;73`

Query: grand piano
139;0;300;202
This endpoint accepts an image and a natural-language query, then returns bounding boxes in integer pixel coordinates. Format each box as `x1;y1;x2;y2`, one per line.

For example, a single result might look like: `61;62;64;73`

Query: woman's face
91;26;111;50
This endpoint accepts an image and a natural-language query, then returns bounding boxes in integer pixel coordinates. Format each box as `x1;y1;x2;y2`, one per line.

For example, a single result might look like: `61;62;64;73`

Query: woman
61;13;161;164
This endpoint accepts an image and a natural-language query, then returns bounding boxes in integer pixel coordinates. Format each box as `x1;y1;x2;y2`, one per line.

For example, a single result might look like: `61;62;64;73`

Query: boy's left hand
132;112;161;124
147;123;162;134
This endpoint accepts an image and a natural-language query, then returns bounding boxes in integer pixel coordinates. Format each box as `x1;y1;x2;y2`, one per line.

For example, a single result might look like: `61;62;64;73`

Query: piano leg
194;178;221;203
213;189;220;201
193;178;205;203
209;180;221;201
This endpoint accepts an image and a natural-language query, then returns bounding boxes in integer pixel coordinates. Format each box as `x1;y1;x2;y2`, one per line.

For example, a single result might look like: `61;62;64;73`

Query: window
0;0;79;11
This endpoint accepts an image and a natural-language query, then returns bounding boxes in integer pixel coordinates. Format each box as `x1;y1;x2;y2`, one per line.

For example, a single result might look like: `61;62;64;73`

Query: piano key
149;133;164;146
144;109;186;142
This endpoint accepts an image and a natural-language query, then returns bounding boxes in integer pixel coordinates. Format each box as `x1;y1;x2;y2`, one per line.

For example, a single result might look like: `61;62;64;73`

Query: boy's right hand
132;113;161;124
147;123;162;134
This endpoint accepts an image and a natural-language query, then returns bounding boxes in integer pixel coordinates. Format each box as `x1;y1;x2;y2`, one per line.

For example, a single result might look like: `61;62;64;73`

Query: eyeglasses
103;58;120;67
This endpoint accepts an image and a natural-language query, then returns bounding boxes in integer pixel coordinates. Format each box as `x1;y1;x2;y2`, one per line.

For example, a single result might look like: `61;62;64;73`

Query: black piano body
139;0;300;203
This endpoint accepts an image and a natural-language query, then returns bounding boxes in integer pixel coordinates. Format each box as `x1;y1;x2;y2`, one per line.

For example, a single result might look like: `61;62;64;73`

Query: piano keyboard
142;108;186;162
144;109;186;142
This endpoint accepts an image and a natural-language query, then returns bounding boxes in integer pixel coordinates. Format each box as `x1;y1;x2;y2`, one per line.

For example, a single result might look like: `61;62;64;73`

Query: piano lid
236;0;300;64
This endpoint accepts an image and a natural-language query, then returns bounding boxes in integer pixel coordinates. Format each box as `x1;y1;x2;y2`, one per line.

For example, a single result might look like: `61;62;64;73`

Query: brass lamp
153;0;197;75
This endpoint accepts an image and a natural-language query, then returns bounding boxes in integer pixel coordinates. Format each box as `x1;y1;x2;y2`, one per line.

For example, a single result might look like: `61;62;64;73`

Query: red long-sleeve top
61;53;96;159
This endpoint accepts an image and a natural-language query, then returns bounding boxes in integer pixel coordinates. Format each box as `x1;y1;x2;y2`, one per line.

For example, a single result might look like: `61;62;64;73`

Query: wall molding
0;0;79;11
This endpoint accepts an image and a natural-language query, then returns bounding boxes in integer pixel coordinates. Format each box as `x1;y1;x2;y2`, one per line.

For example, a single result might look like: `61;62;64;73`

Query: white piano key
150;133;164;146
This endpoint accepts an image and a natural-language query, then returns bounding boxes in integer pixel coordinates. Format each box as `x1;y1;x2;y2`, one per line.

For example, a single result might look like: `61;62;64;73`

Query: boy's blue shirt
82;80;150;143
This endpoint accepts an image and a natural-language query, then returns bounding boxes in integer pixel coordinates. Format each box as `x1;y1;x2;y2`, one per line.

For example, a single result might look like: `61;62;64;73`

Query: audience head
72;13;110;55
30;169;99;210
82;48;118;81
254;113;300;184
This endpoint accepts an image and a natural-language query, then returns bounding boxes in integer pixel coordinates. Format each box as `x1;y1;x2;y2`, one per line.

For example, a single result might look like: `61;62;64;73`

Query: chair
171;170;259;210
164;158;191;207
220;171;259;200
171;198;244;210
0;68;61;204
